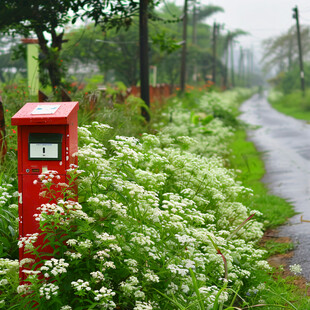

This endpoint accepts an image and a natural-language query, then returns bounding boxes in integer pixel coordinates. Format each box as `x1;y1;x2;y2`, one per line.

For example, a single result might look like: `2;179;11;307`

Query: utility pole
212;22;219;85
230;40;235;87
192;0;198;83
246;49;251;87
288;35;293;71
180;0;188;92
293;6;305;96
238;47;244;87
139;0;150;121
250;49;254;87
192;0;197;44
223;32;231;89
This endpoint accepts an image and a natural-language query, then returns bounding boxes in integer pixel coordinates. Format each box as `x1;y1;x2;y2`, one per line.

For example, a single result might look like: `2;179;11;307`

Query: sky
176;0;310;62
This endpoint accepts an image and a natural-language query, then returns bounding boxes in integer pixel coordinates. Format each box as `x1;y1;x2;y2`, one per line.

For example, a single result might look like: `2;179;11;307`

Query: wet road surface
239;94;310;280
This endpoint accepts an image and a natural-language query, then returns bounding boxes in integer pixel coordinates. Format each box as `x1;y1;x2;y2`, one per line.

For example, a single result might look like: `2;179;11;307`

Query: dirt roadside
260;229;309;294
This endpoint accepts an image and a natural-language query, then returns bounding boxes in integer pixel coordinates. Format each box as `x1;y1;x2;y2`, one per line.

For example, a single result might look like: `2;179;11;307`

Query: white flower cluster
40;258;69;278
0;279;8;286
64;251;82;260
71;279;91;292
37;170;61;184
75;115;268;307
34;203;65;222
199;285;229;305
134;301;153;310
60;306;72;310
17;284;31;294
0;183;14;207
17;233;39;250
0;258;18;272
39;283;59;300
289;264;302;275
120;276;141;296
0;183;13;207
93;285;116;301
90;271;105;282
124;258;138;273
144;270;159;283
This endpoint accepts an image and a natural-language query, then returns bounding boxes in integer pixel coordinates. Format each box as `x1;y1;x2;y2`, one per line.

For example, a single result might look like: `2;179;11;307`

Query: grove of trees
262;24;310;93
0;0;258;92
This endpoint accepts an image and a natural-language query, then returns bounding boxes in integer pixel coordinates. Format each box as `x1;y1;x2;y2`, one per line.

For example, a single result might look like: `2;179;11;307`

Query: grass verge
268;89;310;121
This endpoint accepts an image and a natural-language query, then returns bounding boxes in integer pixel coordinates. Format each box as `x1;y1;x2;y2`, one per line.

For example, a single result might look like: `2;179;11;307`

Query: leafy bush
277;63;310;95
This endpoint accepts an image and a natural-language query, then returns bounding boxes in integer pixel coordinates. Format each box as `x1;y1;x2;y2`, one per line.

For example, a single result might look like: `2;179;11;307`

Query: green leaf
201;115;214;125
189;268;205;310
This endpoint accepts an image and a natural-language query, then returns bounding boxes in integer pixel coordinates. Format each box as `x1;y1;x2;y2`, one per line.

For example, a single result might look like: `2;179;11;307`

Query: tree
262;25;310;74
190;3;224;45
63;18;182;87
221;29;248;88
0;0;84;89
82;0;160;31
0;0;161;90
64;24;141;85
57;1;241;91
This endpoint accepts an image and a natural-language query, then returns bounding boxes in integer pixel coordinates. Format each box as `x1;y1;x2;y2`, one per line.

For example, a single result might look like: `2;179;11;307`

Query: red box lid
11;102;79;125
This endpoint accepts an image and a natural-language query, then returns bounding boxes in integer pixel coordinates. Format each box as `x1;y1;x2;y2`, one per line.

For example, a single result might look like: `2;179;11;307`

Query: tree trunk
47;60;61;89
139;0;150;121
35;28;63;91
180;0;188;92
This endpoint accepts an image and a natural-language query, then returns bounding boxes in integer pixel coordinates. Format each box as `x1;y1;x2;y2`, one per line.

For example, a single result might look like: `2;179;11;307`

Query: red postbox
11;101;79;281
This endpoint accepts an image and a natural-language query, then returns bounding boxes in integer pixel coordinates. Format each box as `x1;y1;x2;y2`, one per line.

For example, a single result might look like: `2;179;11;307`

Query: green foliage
0;178;18;259
263;240;294;258
0;1;163;89
84;74;104;92
268;89;310;121
76;90;152;139
61;1;234;88
273;63;310;94
83;0;161;31
63;23;141;85
151;31;182;54
0;0;86;88
262;25;310;74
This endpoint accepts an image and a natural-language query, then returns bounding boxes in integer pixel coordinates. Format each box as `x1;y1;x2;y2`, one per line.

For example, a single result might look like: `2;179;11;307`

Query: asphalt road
239;93;310;280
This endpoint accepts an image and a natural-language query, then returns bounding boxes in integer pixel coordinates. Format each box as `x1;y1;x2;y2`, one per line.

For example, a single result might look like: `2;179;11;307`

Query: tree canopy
62;1;229;88
0;0;160;89
0;0;253;90
262;25;310;74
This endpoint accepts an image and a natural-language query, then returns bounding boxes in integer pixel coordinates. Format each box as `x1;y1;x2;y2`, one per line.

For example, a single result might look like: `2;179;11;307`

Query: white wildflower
39;283;59;300
290;264;302;275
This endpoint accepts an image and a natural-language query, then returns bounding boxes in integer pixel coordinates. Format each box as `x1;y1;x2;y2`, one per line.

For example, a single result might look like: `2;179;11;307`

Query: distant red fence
128;84;172;104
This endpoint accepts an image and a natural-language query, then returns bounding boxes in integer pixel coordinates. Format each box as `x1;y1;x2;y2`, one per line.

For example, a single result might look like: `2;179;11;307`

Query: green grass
263;240;294;258
269;90;310;121
241;268;310;309
229;130;296;228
